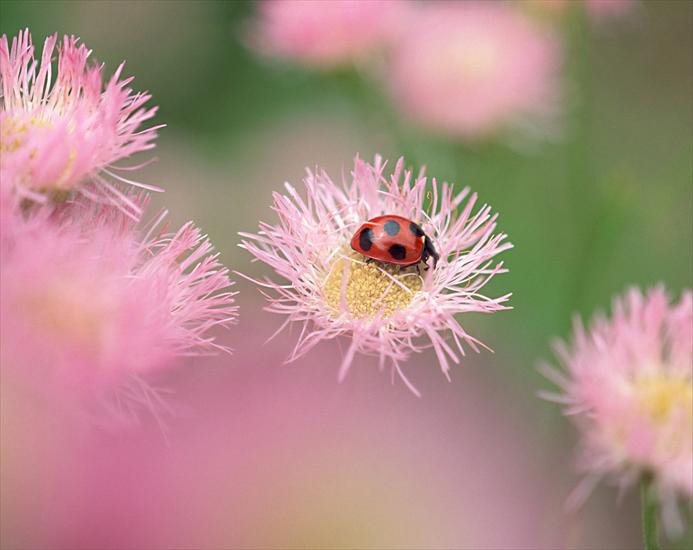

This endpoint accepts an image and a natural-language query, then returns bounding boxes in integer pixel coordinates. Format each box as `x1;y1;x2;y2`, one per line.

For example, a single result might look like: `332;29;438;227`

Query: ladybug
350;214;440;270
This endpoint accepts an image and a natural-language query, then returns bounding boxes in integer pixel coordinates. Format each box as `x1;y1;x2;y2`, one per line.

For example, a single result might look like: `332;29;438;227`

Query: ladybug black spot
384;220;400;236
409;222;424;237
388;244;407;260
359;228;374;251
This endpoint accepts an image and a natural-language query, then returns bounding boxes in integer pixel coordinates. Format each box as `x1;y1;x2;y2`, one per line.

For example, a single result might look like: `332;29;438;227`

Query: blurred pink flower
240;155;512;393
586;0;635;19
541;286;692;534
0;30;161;216
387;2;561;141
0;312;589;550
249;0;404;69
0;198;237;423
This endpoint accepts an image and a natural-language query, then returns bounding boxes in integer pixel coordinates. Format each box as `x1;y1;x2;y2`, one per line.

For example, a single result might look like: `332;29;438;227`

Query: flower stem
640;476;660;550
564;4;597;318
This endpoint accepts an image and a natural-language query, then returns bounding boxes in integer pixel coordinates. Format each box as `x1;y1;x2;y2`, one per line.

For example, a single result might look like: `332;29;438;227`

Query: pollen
322;250;423;320
1;115;78;191
0;115;55;152
20;278;110;353
633;374;693;425
0;117;30;153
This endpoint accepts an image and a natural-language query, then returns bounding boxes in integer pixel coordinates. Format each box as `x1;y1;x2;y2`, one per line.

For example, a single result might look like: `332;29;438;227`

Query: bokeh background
1;1;691;549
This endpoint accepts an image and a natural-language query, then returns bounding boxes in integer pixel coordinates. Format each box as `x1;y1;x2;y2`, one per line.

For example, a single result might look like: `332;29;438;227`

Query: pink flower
585;0;635;20
541;286;692;534
240;155;512;394
386;3;561;141
0;30;161;216
249;0;405;69
0;198;237;423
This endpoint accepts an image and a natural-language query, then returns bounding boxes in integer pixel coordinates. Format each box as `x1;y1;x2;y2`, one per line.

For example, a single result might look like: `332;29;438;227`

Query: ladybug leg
424;237;439;270
420;248;430;273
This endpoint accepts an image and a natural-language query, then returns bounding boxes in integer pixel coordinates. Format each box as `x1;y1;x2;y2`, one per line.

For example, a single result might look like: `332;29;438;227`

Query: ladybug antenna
424;190;434;219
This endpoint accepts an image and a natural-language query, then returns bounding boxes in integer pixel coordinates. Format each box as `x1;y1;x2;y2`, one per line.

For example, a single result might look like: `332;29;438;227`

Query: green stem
641;476;660;550
564;4;597;318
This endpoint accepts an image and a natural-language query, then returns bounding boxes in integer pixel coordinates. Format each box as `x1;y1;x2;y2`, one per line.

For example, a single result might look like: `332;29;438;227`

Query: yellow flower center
633;374;693;425
1;117;29;153
20;278;113;354
322;250;423;320
0;115;51;153
440;38;500;84
1;115;79;190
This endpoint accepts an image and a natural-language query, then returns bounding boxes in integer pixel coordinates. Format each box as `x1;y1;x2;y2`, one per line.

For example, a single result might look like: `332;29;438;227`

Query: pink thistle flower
239;155;512;394
541;286;693;535
386;3;561;142
248;0;405;69
0;198;237;423
0;30;161;217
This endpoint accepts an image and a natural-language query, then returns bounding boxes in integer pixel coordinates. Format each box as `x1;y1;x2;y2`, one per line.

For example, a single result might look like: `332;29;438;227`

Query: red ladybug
350;214;440;270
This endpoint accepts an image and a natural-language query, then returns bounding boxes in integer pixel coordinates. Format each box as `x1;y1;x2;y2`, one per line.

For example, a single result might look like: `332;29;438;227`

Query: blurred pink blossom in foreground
542;286;693;534
387;2;561;141
249;0;404;69
0;30;161;216
2;307;590;549
240;155;511;394
0;198;237;424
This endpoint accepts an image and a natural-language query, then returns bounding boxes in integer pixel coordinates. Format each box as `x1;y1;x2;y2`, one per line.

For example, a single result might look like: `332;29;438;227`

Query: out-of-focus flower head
248;0;405;69
541;286;692;534
386;2;561;142
0;197;237;423
0;30;161;217
585;0;635;20
240;155;512;394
